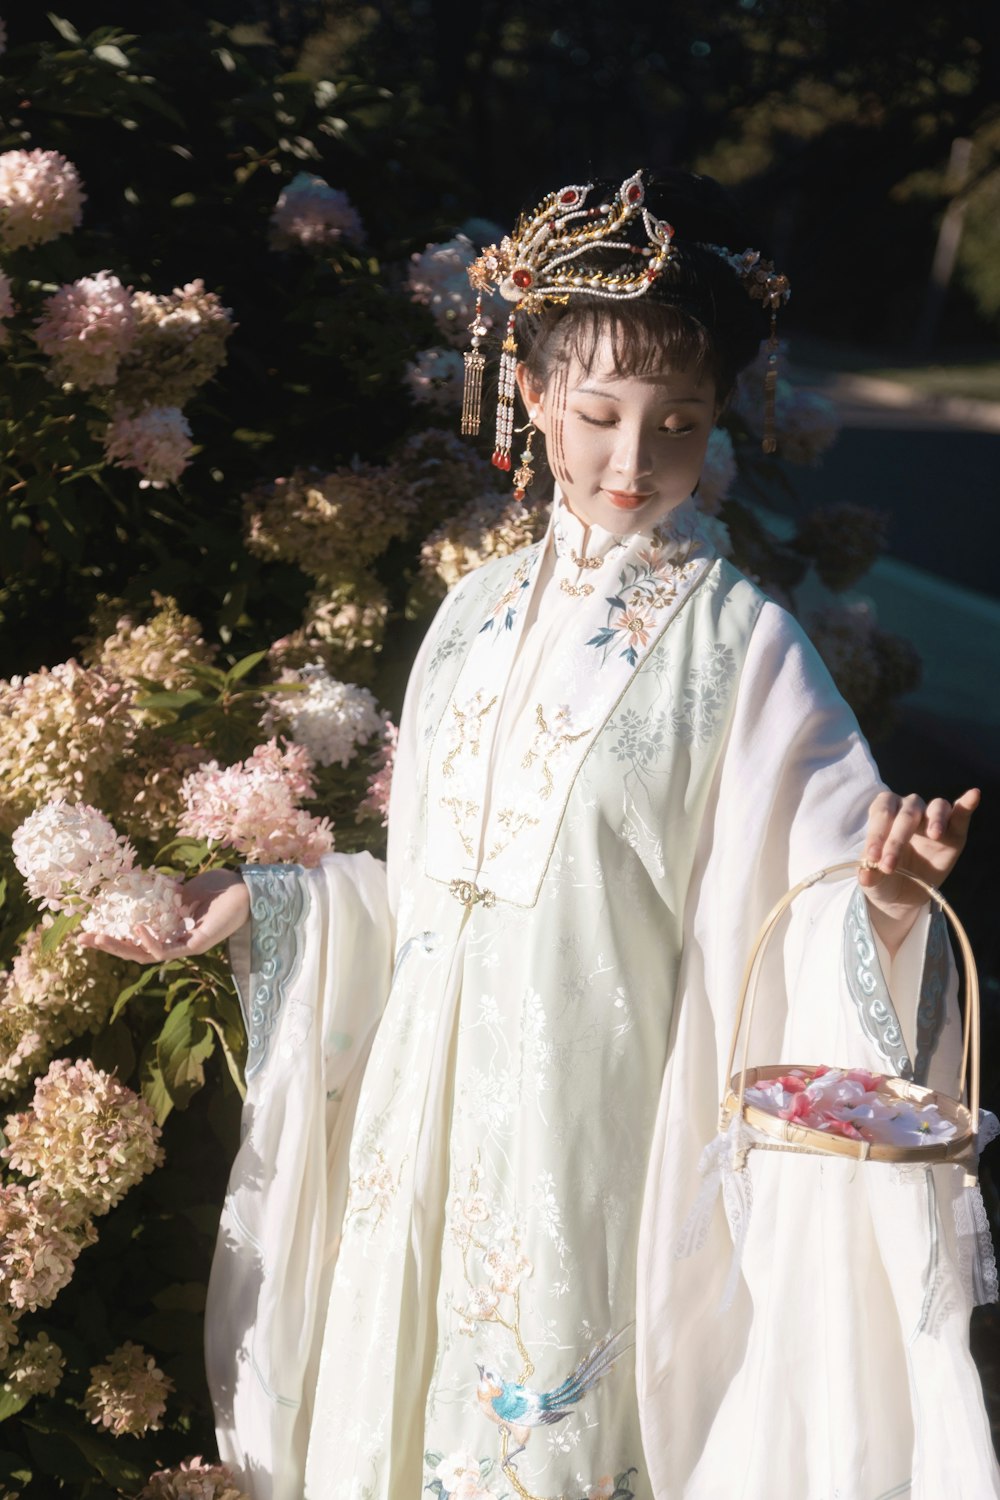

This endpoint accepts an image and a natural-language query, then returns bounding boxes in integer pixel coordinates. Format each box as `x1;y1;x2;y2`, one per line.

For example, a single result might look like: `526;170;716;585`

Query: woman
90;169;996;1500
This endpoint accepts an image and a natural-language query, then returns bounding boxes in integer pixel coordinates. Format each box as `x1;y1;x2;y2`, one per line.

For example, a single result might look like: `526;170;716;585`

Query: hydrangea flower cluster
359;720;398;828
11;800;135;913
34;270;136;389
261;665;385;769
81;868;191;945
0;660;135;832
0;922;123;1099
115;279;235;411
0;1184;95;1311
179;739;334;866
269;173;364;251
0;148;85;251
420;492;548;593
732;346;840;466
104;405;193;488
407;234;480;345
84;1341;173;1436
697;428;737;516
1;1332;65;1401
405;347;464;409
243;463;418;577
269;572;390;679
113;729;206;843
744;1066;958;1147
2;1058;164;1224
395;427;508;535
139;1457;250;1500
90;593;217;694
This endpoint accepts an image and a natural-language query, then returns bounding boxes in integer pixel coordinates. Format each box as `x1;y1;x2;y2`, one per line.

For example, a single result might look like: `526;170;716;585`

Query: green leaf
47;13;82;42
0;1449;31;1484
152;1280;206;1313
201;1013;246;1099
132;688;206;711
109;964;159;1023
155;996;215;1110
39;910;83;955
0;1387;30;1422
92;42;131;68
225;649;268;684
89;1017;136;1081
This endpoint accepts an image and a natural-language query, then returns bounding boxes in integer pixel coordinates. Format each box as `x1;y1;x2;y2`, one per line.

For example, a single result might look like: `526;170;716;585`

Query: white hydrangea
406;235;479;346
262;664;385;768
80;869;190;946
405;347;464;408
11;800;135;913
697;427;736;516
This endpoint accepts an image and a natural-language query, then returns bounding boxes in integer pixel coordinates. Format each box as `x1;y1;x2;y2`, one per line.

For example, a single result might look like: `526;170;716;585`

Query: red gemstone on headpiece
513;488;526;501
560;190;579;205
492;451;512;471
512;268;533;289
626;183;643;203
644;268;659;281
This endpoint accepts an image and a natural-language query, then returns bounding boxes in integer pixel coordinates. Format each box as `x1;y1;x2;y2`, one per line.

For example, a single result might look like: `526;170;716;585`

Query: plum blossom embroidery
521;704;591;800
443;691;499;776
344;1147;407;1233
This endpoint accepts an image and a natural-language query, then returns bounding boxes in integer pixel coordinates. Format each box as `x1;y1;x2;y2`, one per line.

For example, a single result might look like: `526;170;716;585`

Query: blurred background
0;1;997;1489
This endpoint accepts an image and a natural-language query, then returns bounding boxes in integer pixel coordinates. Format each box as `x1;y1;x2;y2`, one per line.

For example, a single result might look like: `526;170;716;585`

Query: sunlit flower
1;1332;65;1400
0;148;85;251
243;463;418;577
420;493;547;593
114;279;235;411
0;660;135;832
269;173;364;250
11;800;135;913
405;347;464;408
81;868;190;946
2;1059;164;1223
85;1341;173;1436
34;270;136;388
88;591;216;694
482;1242;532;1294
407;235;479;346
139;1456;250;1500
0;1184;95;1311
261;664;385;768
104;405;193;489
179;740;334;866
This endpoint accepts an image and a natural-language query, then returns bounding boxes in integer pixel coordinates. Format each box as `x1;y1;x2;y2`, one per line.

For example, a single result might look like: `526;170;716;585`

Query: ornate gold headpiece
459;170;791;475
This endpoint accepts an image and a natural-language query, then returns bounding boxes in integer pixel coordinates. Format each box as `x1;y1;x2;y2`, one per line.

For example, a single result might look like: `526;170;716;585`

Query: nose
611;424;653;486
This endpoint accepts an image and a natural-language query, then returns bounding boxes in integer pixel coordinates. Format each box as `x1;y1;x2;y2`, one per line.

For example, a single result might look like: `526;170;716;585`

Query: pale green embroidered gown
208;496;1000;1500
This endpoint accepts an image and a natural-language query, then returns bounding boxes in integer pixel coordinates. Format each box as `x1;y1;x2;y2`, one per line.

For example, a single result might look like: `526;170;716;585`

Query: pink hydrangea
269;173;364;250
359;720;397;827
0;148;85;251
139;1456;250;1500
104;405;193;488
179;739;334;866
1;1332;65;1401
84;1341;173;1436
0;1184;95;1311
2;1058;164;1223
11;799;135;913
34;270;136;388
80;868;191;946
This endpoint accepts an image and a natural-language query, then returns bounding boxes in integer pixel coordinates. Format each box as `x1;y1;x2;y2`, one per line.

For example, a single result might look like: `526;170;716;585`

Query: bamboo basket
719;860;980;1166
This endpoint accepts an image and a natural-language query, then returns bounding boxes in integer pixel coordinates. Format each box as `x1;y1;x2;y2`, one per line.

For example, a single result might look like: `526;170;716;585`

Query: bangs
561;303;714;382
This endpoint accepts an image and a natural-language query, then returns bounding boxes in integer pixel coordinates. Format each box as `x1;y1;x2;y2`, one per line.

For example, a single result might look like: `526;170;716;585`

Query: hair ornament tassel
460;294;488;437
492;312;518;470
762;313;780;456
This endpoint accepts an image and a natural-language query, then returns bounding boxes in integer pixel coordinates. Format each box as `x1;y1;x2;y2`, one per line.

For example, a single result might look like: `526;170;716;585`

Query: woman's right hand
78;869;251;964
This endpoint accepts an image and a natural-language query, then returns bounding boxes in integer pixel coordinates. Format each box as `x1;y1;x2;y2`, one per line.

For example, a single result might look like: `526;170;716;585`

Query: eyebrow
575;383;708;404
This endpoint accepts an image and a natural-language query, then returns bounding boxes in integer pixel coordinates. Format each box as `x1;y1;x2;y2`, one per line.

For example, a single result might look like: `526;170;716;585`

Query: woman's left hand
859;787;980;936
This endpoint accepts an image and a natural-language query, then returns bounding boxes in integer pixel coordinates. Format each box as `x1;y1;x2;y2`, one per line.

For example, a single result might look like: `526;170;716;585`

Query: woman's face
517;331;718;534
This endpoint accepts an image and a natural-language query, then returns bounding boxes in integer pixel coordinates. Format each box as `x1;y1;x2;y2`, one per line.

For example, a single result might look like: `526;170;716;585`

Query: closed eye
576;414;697;436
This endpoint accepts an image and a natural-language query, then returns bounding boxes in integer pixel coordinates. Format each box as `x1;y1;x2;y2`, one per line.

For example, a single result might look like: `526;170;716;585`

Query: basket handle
720;860;980;1134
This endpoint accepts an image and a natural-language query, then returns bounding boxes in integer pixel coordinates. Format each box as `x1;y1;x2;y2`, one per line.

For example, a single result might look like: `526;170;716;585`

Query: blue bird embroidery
475;1325;634;1460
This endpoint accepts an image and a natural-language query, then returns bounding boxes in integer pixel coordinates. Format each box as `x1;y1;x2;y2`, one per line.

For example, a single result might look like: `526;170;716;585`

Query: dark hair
516;168;771;404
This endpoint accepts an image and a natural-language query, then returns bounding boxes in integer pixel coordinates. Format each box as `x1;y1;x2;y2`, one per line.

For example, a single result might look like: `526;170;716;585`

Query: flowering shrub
0;1185;95;1312
0;148;84;250
261;665;385;768
33;270;136;389
104;406;194;489
84;1341;173;1436
243;462;418;576
115;280;234;412
139;1457;250;1500
420;492;549;594
407;234;480;345
179;740;334;865
11;801;135;913
269;172;364;250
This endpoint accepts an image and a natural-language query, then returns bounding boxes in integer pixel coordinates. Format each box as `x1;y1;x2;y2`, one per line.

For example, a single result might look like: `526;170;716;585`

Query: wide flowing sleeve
636;599;999;1500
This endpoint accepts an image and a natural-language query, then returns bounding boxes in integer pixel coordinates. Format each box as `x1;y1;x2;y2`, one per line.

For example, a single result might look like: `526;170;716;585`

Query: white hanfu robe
206;493;999;1500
